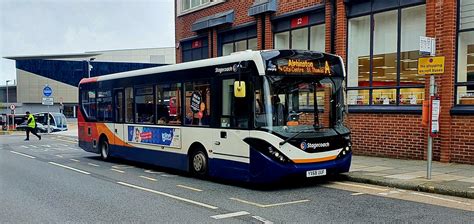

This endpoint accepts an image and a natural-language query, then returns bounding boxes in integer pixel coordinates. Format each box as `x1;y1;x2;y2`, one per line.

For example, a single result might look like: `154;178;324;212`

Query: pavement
2;122;473;199
341;155;474;199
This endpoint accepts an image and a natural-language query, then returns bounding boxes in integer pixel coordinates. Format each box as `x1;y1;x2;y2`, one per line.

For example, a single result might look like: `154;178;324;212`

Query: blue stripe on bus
109;145;189;172
79;142;351;183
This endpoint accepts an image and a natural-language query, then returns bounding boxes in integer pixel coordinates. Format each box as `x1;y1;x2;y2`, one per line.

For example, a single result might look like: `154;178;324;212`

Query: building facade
3;47;175;117
175;0;474;164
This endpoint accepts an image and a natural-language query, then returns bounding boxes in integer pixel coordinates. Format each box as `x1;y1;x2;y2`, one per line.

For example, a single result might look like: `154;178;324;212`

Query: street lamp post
86;58;96;78
6;80;12;104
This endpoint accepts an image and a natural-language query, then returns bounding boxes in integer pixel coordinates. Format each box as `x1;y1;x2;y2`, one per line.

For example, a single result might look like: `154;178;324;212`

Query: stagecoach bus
78;50;352;183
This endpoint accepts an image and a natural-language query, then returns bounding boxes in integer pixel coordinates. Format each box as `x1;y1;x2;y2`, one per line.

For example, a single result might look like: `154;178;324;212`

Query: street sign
420;36;436;56
42;97;54;106
418;56;445;75
43;86;53;97
9;104;15;110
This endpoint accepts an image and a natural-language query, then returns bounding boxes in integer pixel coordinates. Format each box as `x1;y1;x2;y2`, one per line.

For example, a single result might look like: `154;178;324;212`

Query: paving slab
340;155;474;199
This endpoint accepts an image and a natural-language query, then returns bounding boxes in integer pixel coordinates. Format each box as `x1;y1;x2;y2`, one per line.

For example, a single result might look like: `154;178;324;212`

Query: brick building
175;0;474;164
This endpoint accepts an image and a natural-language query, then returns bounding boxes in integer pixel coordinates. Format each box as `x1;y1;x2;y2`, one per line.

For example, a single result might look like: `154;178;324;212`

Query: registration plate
306;169;326;177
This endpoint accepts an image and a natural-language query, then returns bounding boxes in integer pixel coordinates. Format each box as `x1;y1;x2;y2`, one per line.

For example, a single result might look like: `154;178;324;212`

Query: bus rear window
81;90;97;120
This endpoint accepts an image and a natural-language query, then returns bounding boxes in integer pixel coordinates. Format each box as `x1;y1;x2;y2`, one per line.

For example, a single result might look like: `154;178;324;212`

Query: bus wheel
100;138;110;161
190;149;208;177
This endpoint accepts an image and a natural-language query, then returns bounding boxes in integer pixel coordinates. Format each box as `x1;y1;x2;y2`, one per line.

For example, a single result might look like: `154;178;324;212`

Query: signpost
419;36;442;180
43;85;53;133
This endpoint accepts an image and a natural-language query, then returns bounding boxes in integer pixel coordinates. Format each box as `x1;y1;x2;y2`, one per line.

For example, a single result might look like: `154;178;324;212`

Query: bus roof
79;50;343;84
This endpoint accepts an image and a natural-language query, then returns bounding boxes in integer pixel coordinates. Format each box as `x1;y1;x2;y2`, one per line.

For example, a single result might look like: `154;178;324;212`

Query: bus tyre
190;149;208;178
100;138;110;161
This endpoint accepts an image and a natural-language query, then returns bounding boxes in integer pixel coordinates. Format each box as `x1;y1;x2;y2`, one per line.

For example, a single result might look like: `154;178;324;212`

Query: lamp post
6;80;12;104
86;57;96;78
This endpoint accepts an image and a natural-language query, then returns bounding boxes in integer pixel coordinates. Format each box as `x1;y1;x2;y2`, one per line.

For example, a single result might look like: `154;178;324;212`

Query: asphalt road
1;134;473;223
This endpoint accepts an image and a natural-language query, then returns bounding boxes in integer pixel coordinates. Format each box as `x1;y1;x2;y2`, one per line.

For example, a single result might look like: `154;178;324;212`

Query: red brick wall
347;114;426;160
451;116;474;164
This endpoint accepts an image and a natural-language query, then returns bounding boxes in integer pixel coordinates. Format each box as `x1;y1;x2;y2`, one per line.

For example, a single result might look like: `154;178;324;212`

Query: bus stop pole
427;74;435;180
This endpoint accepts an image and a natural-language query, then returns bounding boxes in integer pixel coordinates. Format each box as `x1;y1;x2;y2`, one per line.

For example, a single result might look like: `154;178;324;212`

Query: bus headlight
246;138;291;163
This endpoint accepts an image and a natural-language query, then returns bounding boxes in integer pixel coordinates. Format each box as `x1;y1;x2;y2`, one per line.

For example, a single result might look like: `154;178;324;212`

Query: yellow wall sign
418;56;445;75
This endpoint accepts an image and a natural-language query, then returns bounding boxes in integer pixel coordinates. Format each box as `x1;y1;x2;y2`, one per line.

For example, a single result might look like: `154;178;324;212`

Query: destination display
272;59;332;75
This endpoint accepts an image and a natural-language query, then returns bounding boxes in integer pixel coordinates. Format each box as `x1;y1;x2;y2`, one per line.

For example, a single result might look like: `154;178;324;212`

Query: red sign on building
192;40;202;48
291;15;309;28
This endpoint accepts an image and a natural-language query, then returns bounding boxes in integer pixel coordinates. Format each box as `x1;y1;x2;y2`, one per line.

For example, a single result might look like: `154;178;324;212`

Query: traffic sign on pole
43;86;53;97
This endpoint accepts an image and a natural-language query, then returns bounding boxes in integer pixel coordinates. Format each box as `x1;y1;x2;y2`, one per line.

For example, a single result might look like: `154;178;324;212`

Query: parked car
16;112;68;133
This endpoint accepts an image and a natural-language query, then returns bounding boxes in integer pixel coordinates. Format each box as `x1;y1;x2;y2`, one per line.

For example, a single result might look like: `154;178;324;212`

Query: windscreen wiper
279;130;312;146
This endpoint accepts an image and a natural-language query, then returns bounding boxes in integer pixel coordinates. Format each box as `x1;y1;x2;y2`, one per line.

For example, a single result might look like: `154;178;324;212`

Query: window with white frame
347;5;426;106
456;0;474;105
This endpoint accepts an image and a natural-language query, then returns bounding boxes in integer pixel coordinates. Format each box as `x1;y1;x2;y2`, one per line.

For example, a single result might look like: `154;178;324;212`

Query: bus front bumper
249;149;352;184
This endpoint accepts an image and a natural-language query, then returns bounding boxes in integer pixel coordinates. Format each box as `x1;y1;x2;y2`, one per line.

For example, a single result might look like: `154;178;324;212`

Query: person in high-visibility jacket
25;111;41;141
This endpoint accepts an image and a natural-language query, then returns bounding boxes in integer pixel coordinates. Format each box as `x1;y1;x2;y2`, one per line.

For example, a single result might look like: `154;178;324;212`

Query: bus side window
185;81;211;126
221;79;249;129
135;86;154;124
125;87;134;123
156;83;182;125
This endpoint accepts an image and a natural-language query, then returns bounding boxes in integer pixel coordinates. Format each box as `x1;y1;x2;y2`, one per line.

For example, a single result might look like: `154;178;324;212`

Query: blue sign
43;86;53;97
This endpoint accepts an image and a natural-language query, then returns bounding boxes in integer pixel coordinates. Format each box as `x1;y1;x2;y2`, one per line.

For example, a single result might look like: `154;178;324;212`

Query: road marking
229;197;310;208
117;182;218;209
161;174;176;177
411;192;472;206
69;159;80;162
29;145;38;148
140;176;158;181
177;184;203;192
144;170;162;174
40;145;51;147
252;216;274;224
20;145;29;149
55;155;63;158
211;211;250;220
333;182;387;191
10;150;36;159
111;168;125;173
112;165;134;169
54;138;76;144
469;186;474;189
87;163;100;167
48;162;90;175
351;192;365;196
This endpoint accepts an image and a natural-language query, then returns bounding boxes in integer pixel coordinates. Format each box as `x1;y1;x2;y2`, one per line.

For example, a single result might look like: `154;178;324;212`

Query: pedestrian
25;111;41;141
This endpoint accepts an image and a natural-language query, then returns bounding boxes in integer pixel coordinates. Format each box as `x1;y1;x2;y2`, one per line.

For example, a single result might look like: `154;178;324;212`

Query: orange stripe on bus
292;155;337;164
96;123;129;147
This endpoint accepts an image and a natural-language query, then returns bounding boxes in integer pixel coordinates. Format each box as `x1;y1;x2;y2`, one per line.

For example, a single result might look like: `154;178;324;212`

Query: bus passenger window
156;83;182;125
135;86;154;124
185;81;211;126
97;90;112;122
81;90;96;120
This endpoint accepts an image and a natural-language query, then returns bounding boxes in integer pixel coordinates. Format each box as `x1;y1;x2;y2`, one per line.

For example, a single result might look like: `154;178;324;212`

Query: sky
0;0;175;85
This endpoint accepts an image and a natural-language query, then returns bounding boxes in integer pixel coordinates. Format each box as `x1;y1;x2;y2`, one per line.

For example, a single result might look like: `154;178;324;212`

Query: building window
219;27;257;56
273;12;325;52
181;0;210;11
456;0;474;105
347;5;426;106
274;24;325;51
182;38;208;62
156;83;182;125
135;86;154;124
185;81;211;126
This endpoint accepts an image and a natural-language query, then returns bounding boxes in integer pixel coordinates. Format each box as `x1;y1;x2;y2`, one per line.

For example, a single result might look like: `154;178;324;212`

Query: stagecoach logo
300;142;330;150
215;64;238;74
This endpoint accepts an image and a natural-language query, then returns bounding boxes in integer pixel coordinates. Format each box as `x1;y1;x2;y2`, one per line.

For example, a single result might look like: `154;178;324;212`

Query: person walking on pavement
25;111;41;141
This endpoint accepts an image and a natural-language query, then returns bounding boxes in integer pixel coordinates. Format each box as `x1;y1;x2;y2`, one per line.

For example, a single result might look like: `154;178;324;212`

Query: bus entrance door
114;89;125;145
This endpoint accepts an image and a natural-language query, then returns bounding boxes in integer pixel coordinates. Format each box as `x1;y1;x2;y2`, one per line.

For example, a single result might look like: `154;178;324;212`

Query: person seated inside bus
156;105;169;124
157;117;168;125
185;112;193;125
272;95;286;126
